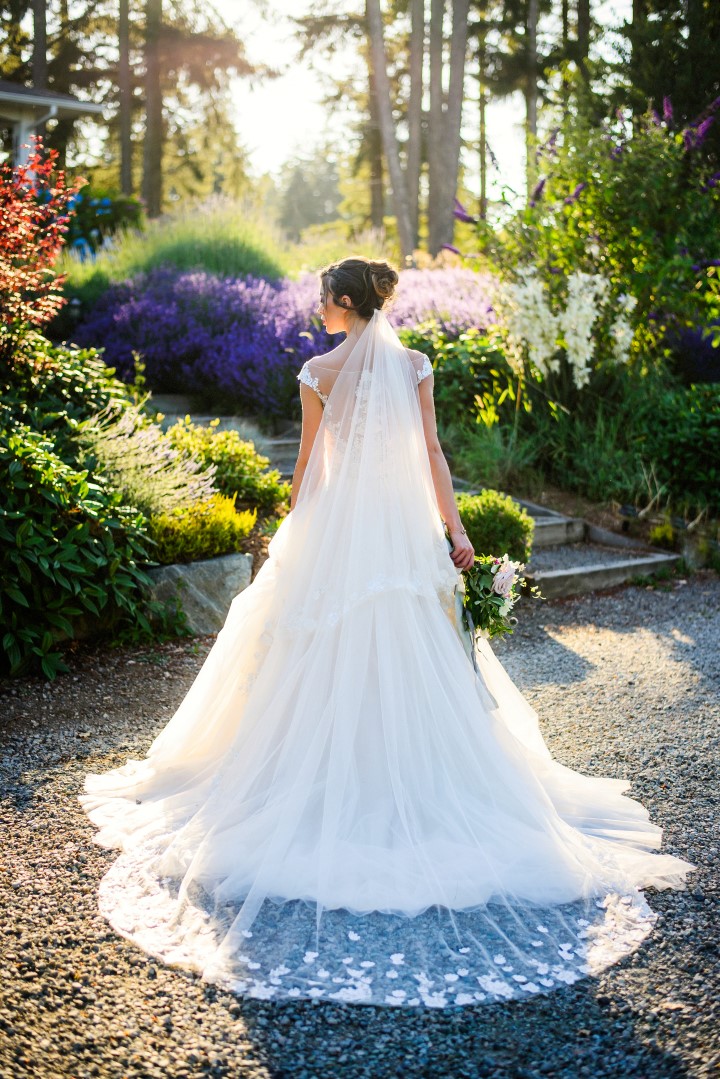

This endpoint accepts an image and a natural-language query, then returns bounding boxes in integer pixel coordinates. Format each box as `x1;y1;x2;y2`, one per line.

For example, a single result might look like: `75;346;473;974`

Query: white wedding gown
80;310;695;1008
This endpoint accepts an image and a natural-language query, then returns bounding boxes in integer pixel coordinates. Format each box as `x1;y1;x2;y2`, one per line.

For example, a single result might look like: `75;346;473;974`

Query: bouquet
455;554;542;664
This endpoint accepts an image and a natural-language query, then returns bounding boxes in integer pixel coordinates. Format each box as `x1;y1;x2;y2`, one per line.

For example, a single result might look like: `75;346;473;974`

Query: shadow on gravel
225;979;692;1078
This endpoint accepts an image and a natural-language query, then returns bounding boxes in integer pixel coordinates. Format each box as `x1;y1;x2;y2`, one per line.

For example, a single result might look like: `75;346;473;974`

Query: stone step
525;541;679;599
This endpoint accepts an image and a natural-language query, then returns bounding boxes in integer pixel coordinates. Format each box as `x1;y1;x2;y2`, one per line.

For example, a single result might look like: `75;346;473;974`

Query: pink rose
492;564;517;597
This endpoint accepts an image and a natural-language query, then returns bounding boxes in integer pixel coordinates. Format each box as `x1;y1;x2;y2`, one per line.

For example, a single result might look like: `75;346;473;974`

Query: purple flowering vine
453;198;478;225
563;182;587;205
701;171;720;193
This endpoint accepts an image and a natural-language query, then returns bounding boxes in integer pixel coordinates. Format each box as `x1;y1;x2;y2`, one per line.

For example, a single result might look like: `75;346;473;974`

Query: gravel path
1;572;718;1079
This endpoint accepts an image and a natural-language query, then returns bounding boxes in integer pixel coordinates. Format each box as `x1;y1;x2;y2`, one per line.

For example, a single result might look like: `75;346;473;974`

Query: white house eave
0;90;104;116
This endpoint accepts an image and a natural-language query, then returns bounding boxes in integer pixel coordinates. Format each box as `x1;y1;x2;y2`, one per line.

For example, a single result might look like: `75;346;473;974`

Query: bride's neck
344;317;370;344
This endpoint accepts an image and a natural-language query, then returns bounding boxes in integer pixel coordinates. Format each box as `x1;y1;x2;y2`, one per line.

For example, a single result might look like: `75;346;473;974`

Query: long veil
80;309;694;1008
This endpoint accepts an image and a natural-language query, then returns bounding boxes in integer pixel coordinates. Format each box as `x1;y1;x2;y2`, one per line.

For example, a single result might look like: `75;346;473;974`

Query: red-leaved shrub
0;137;85;359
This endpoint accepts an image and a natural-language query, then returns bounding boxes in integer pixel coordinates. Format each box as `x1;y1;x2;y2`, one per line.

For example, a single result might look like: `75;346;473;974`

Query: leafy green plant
397;322;520;431
165;417;290;514
0;332;138;460
476;102;720;367
0;424;172;679
449;422;544;494
643;383;720;513
77;403;218;517
455;490;534;563
147;495;257;565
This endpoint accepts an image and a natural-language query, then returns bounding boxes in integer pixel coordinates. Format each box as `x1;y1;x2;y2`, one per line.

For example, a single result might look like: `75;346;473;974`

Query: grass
60;196;292;309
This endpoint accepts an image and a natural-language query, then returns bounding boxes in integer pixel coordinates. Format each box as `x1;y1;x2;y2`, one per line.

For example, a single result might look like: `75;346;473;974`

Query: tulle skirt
80;511;695;1008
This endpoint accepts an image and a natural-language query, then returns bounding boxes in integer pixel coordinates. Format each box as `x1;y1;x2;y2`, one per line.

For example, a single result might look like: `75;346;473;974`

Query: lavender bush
72;268;496;421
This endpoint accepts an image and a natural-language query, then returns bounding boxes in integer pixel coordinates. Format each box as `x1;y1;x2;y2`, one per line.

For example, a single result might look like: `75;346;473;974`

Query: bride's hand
448;527;475;571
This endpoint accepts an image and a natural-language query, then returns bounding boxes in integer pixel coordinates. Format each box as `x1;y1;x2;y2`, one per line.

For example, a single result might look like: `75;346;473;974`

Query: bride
80;255;695;1009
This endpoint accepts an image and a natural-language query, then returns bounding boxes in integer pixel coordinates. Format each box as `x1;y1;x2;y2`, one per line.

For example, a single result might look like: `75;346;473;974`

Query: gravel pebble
0;572;718;1079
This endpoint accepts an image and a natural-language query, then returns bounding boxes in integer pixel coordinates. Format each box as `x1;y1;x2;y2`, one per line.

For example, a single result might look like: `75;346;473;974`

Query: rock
146;552;253;635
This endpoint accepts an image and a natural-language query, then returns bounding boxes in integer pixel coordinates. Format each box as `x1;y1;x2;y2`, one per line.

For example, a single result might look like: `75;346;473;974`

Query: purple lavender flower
610;144;624;160
529;177;546;208
650;108;661;127
441;244;462;255
663;96;673;124
683;128;695;151
73;266;498;418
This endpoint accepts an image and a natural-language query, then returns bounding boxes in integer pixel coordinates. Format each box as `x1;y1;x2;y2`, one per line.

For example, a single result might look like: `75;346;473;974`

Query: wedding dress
80;309;695;1009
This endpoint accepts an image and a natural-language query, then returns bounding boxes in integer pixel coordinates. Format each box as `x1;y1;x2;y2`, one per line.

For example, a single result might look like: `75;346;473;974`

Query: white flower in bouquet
491;559;520;597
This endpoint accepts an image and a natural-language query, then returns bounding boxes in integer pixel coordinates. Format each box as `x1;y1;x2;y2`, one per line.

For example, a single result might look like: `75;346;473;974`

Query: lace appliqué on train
97;847;659;1009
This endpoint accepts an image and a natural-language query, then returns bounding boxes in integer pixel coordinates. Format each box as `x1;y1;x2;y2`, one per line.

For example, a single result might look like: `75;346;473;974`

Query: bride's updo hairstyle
320;256;399;319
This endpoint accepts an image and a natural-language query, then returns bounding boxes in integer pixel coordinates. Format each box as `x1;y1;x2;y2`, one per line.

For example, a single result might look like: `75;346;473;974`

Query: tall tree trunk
427;0;444;254
525;0;539;201
560;0;570;112
406;0;424;247
143;0;163;217
427;0;469;255
478;34;487;219
365;0;415;261
367;67;385;229
32;0;47;88
32;0;48;147
119;0;133;195
440;0;469;242
577;0;591;83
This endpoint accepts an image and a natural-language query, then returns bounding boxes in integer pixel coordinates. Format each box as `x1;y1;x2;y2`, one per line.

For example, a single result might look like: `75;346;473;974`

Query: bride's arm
290;384;324;509
418;376;475;570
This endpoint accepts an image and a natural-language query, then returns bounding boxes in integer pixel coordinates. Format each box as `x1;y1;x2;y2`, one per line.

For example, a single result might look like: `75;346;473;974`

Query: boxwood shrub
456;489;534;563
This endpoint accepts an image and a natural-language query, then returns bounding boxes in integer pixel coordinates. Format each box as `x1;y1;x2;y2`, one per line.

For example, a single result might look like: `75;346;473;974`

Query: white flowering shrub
492;267;637;388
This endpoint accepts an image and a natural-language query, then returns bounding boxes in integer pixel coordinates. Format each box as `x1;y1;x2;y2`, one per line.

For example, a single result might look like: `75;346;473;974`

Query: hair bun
368;262;399;302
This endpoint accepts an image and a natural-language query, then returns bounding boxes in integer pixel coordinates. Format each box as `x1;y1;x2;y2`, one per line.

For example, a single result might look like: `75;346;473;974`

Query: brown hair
320;256;399;319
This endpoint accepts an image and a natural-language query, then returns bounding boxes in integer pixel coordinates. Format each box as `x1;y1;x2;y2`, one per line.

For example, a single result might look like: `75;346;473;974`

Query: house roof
0;80;104;115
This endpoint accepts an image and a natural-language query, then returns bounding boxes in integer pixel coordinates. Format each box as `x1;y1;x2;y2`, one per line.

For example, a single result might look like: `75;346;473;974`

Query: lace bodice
297;354;433;406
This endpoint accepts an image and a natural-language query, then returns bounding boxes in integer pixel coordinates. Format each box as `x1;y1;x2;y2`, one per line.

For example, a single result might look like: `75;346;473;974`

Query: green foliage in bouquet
0;424;165;679
456;490;534;563
165;417;290;515
148;496;257;566
459;554;541;642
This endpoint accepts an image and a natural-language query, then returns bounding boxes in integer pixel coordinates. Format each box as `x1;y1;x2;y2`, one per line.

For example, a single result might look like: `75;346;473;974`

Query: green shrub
643;383;720;514
456;490;534;563
148;495;257;565
0;333;136;460
77;404;218;517
165;417;289;514
0;423;165;679
397;323;519;432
